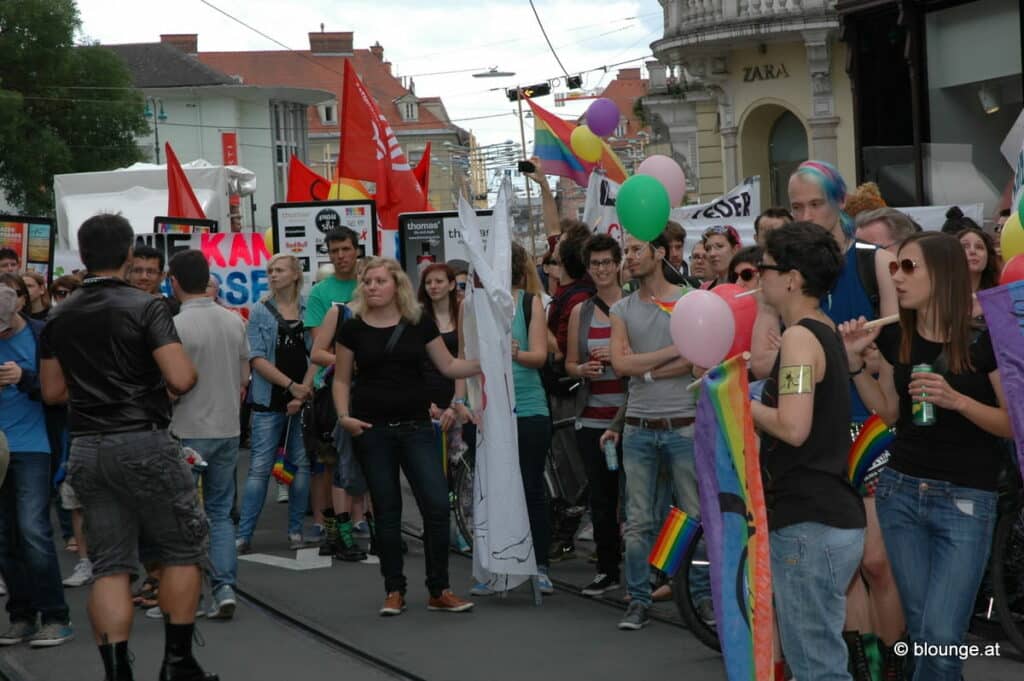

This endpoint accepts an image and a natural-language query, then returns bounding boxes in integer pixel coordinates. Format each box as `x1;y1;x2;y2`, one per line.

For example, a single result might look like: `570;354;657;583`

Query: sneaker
536;567;554;595
235;538;252;555
276;484;288;503
309;524;325;543
618;601;650;630
696;597;716;626
207;586;236;620
470;582;496;597
0;620;38;645
427;590;475;613
62;558;93;588
146;603;206;620
27;622;74;648
379;591;406;617
576;521;594;542
582;573;621;597
288;532;316;550
548;541;576;563
353;520;370;537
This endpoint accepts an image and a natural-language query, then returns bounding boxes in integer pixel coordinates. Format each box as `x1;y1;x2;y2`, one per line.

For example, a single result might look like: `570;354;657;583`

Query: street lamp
143;97;168;164
473;67;516;78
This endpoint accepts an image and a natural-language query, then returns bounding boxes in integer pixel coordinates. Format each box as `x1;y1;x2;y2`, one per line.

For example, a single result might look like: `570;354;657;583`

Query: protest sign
154;216;218;235
271;200;377;295
0;215;57;282
397;210;494;287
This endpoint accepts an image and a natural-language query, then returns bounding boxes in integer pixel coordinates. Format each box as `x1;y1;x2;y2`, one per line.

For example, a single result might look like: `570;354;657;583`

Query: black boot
883;639;907;681
158;621;218;681
98;641;134;681
843;630;873;681
334;513;367;562
319;509;338;556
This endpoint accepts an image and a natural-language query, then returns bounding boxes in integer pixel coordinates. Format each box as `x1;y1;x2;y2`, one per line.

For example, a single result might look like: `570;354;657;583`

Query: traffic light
566;75;583;89
507;82;552;102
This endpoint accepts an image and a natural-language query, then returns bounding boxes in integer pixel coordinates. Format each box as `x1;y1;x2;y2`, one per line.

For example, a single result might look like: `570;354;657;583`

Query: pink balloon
637;155;687;207
711;283;758;358
670;290;735;369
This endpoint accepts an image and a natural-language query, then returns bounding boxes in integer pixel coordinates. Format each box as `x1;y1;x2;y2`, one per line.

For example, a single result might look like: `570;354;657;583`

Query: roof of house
596;68;649;140
105;43;237;88
197;46;456;137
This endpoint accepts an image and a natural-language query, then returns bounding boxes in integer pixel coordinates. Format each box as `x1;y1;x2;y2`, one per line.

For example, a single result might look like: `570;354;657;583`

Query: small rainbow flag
271;446;297;486
848;414;894;495
527;97;627;188
652;298;676;316
649;506;700;576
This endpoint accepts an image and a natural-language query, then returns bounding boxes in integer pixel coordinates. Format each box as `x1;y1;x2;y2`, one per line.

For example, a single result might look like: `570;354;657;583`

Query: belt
372;419;431;430
624;416;694;430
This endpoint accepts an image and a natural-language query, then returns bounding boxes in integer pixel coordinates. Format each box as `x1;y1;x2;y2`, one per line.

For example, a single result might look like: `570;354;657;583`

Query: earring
787;284;792;292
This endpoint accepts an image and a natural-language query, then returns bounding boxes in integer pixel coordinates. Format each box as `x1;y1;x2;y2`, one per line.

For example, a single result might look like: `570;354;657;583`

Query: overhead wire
527;0;572;79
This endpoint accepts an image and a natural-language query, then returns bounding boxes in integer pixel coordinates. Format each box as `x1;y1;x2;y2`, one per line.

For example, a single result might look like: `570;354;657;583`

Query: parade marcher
754;207;794;247
418;264;460;424
610;230;705;630
0;248;18;274
39;213;214;681
333;257;480;616
49;275;82;308
701;225;741;289
728;246;763;291
664;221;690;277
750;222;866;681
841;231;1010;681
128;245;180;315
689;242;711;283
958;227;999;319
855;207;921;255
566;234;626;597
0;286;74;649
21;271;51;321
168;250;250;620
237;254;314;553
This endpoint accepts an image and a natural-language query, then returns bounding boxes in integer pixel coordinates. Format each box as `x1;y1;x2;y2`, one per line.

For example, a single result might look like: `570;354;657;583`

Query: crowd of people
0;155;1016;681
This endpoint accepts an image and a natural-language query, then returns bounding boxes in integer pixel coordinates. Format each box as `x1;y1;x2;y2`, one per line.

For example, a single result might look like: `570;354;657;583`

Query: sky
73;0;665;152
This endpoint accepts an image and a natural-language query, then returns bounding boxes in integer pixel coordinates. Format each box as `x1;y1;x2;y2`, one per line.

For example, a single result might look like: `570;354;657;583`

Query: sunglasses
734;268;757;282
888;258;920;276
456;282;466;291
756;262;788;274
52;289;71;299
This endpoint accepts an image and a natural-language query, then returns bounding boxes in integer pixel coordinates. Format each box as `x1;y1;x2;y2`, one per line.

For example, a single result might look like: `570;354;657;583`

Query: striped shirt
578;318;626;429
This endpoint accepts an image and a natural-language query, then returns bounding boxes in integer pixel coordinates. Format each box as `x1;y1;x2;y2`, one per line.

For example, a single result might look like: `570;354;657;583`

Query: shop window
768;111;808;208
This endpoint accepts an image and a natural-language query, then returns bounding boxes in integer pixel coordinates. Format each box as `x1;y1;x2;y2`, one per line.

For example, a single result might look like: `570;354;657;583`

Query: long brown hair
897;232;974;373
956;227;999;291
417;263;458;335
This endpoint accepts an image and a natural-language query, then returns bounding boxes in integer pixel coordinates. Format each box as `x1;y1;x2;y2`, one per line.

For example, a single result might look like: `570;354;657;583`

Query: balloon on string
570;125;603;163
616;175;671;241
1000;213;1024;260
670;290;735;369
263;227;276;254
1000;253;1024;285
637;155;687;207
711;283;758;358
585;98;621;138
1018;192;1024;219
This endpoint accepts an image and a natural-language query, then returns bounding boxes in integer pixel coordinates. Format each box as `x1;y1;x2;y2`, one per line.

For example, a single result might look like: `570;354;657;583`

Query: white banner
901;203;985;231
583;173;762;247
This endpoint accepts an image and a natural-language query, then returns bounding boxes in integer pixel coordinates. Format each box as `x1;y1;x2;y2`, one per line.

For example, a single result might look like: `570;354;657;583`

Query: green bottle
912;363;936;426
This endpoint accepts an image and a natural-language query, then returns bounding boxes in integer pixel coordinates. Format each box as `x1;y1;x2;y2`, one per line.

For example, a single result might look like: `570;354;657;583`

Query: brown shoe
427;590;474;613
379;591;406;616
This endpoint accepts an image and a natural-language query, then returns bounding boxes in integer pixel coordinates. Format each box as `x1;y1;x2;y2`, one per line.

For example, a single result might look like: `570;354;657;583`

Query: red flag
337;59;425;230
287;155;330;202
413;142;431;197
165;143;206;219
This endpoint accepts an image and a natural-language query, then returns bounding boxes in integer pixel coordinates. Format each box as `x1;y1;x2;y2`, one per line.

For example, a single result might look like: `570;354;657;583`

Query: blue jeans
353;422;450;596
772;522;864;681
0;453;70;625
182;437;239;594
621;424;706;606
875;468;996;681
238;411;310;540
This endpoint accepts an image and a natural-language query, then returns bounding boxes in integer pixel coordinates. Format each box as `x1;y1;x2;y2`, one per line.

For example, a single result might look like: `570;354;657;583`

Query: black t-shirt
337;315;440;422
266;318;308;412
40;277;180;435
761;319;866;531
876;324;1001;490
421;328;458;408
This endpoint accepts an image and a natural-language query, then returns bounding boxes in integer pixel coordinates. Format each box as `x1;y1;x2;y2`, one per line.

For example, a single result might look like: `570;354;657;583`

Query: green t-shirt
304;276;356;329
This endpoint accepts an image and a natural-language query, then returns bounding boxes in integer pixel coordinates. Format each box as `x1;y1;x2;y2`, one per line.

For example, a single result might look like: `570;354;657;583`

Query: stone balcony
652;0;839;62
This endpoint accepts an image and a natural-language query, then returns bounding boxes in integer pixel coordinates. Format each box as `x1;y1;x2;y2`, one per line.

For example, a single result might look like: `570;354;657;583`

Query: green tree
0;0;148;215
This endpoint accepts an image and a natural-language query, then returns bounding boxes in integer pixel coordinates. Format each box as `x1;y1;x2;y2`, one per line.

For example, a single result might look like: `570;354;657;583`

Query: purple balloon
586;98;621;138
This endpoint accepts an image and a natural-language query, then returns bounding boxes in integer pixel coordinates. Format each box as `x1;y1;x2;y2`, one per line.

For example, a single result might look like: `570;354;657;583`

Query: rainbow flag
527;97;628;188
649;506;699;577
271;446;297;486
694;355;773;681
848;414;894;495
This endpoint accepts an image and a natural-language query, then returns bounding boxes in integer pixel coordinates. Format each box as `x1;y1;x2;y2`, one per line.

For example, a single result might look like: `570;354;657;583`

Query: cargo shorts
67;428;209;578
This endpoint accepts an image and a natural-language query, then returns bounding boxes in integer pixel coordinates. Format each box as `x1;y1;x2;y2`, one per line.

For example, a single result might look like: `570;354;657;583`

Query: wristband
286;380;294;391
849;363;865;378
452;397;467;406
643;370;654;384
338;413;348;420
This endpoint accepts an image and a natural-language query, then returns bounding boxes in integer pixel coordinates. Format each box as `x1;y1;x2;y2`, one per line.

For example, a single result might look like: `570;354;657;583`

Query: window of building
271;101;310;202
403;101;418;121
615;118;627;137
319;103;337;125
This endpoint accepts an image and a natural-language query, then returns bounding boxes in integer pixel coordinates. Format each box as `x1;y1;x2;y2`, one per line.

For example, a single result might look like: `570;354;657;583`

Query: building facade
650;0;856;208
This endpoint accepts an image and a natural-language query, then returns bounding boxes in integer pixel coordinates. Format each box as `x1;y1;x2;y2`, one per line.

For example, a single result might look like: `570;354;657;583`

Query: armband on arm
778;365;814;395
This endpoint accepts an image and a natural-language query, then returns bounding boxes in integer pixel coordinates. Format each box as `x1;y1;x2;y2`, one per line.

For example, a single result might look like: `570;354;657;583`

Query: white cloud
74;0;664;146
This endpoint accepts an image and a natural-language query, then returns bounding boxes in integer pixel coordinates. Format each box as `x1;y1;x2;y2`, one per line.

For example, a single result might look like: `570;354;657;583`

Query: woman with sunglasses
728;246;762;291
700;225;741;289
21;272;50;321
48;275;81;307
840;231;1010;681
750;221;866;681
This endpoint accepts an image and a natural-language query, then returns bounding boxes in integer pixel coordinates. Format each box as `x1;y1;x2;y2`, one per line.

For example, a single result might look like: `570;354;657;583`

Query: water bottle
603;438;619;472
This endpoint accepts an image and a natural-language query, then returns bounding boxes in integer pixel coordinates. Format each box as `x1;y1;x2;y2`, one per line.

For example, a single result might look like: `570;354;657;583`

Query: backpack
853;241;880;317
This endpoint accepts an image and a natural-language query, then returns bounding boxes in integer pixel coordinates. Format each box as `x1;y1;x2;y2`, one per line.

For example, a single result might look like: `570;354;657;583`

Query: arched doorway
769;111;808;207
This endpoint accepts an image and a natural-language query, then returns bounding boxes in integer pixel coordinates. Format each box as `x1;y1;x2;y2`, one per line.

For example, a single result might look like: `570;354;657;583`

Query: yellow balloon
570;125;603;163
264;227;276;254
337;185;368;200
1000;213;1024;260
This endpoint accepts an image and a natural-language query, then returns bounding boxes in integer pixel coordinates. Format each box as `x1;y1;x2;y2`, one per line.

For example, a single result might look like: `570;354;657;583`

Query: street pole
517;88;537;259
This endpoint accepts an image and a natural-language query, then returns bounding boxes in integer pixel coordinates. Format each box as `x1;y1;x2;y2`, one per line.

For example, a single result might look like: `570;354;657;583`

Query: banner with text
397;210;494;288
0;215;57;282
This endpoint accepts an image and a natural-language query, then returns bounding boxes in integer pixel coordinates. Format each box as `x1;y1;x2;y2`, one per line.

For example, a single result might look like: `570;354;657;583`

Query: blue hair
793;160;854;237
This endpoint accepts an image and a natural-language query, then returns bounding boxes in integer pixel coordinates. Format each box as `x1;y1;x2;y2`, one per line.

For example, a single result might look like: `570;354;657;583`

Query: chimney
309;31;353;55
370;41;384;61
160;34;198;54
618;67;642;81
383;61;392;75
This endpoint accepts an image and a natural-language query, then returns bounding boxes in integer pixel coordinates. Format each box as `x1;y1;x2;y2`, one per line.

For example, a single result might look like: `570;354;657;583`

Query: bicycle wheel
451;450;475;550
991;501;1024;656
672;524;721;652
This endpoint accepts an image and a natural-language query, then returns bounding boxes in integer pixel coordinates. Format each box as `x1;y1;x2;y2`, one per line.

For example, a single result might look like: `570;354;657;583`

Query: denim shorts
67;429;209;578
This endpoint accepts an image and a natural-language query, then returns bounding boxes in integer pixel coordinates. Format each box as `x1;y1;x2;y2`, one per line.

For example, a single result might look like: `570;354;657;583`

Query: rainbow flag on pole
694;355;773;681
527;97;628;187
649;506;699;577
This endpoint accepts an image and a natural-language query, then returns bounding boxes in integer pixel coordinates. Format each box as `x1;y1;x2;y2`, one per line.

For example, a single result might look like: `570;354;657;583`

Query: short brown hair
663;221;686;245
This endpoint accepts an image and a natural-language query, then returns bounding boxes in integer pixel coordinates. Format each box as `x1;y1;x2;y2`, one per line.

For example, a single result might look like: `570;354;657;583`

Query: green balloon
616;174;671;241
1018;191;1024;219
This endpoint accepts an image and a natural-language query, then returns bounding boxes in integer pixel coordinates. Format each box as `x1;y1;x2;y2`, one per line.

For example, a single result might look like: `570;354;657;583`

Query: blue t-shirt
0;325;50;454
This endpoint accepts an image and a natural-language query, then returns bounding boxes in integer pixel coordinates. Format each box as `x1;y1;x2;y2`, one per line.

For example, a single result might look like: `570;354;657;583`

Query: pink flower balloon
637;155;687;207
670;290;735;369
